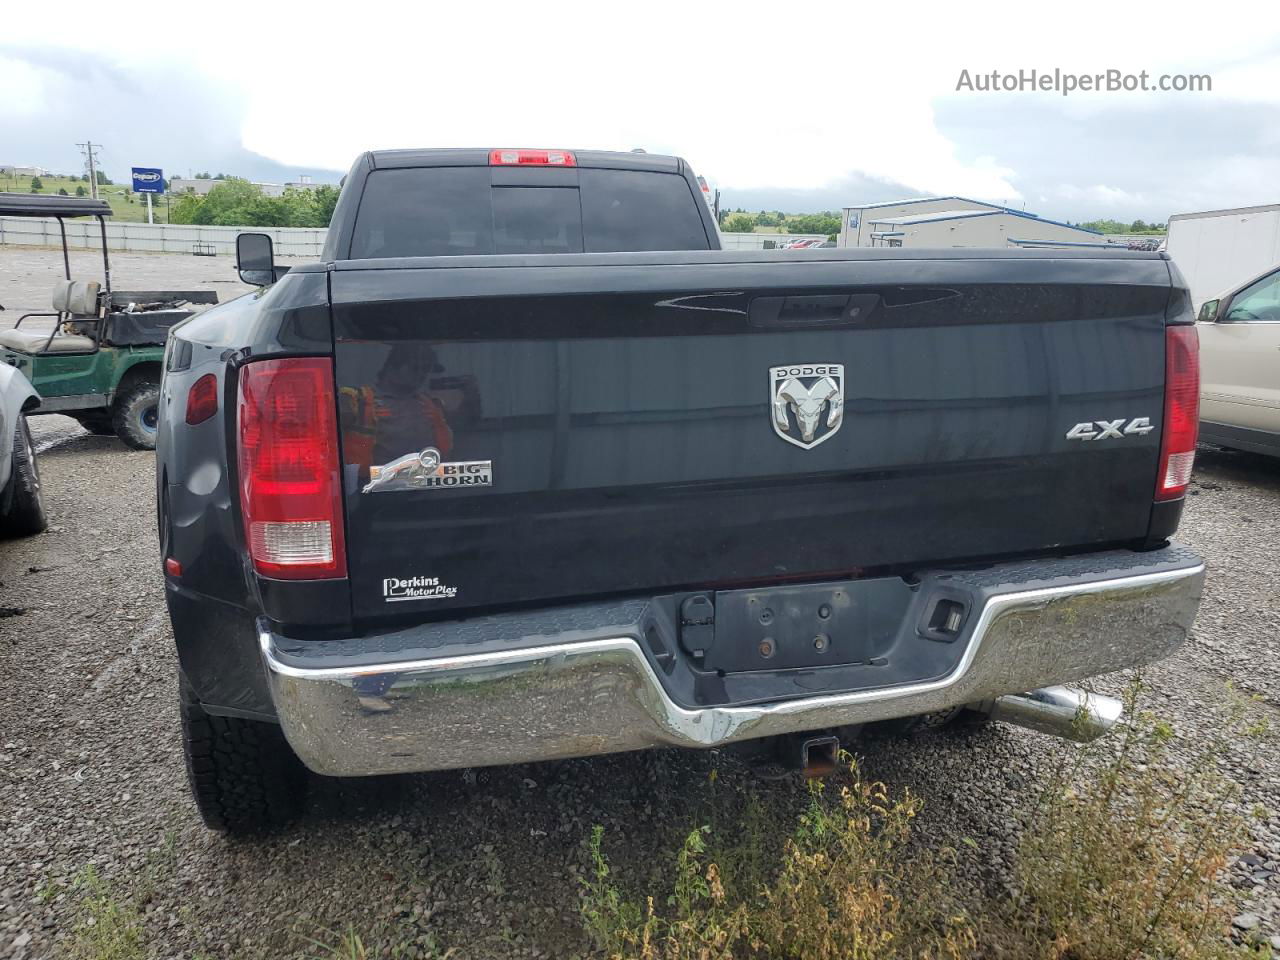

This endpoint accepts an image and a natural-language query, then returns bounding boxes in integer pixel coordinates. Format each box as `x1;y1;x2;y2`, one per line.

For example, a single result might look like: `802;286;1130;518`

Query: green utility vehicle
0;193;216;449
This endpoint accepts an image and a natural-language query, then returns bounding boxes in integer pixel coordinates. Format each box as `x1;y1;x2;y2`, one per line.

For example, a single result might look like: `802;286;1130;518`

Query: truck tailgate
330;251;1172;622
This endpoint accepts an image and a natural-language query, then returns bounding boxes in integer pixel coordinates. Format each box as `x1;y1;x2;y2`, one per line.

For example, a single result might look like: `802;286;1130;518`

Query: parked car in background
782;238;824;249
1197;264;1280;456
0;365;46;537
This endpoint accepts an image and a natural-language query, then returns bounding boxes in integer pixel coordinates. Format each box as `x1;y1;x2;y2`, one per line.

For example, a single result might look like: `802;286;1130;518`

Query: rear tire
180;677;307;834
0;415;48;537
112;378;160;450
73;411;116;436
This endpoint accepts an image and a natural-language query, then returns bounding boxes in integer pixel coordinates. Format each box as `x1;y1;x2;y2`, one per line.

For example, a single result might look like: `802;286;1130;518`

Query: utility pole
77;141;102;199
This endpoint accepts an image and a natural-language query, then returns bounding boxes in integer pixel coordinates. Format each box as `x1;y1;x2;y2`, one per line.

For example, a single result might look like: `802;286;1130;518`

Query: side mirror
1197;299;1219;322
236;233;276;286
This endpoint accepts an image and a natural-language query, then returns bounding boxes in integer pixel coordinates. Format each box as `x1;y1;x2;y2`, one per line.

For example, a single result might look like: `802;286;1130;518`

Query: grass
66;865;145;960
0;175;176;223
35;876;65;905
57;683;1272;960
997;688;1248;958
582;765;975;960
579;681;1270;960
303;923;456;960
64;832;176;960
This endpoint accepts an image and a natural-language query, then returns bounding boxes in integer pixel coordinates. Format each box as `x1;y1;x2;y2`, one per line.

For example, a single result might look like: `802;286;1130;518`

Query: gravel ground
1;249;1279;959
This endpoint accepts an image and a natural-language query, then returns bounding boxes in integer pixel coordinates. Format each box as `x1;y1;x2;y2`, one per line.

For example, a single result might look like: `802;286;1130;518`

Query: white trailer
1166;203;1280;310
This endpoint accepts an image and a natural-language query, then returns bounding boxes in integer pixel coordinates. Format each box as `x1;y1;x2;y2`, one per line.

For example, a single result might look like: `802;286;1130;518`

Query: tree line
720;209;843;237
1073;219;1167;235
169;178;340;228
717;211;1168;237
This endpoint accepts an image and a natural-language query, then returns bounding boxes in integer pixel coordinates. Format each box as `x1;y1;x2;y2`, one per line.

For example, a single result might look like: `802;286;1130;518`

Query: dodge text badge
770;363;844;449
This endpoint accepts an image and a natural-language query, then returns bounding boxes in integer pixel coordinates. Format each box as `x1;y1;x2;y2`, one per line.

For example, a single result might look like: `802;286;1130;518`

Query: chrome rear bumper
260;548;1204;777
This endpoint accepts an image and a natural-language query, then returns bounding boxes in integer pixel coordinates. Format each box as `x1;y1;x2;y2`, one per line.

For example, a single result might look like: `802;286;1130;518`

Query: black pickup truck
157;147;1206;833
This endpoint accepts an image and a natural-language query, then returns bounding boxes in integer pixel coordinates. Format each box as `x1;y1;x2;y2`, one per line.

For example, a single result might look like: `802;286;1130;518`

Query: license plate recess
705;577;914;673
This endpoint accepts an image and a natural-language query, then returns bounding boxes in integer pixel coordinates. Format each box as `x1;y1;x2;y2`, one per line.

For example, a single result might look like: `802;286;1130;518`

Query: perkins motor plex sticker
383;576;459;602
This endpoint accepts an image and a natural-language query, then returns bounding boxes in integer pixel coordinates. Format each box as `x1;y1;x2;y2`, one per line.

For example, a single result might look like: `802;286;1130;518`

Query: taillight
237;358;346;580
1155;325;1200;501
185;373;218;425
488;148;576;167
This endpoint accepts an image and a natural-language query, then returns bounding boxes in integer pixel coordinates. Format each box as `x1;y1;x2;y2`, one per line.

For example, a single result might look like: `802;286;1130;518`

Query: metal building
840;197;1004;246
839;197;1106;249
0;164;51;178
1166;203;1280;309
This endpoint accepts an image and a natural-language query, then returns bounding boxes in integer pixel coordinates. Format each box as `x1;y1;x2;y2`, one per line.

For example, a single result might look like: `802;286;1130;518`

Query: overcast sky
3;0;1278;223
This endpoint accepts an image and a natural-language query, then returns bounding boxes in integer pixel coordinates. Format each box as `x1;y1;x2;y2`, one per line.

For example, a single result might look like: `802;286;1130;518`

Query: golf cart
0;193;217;449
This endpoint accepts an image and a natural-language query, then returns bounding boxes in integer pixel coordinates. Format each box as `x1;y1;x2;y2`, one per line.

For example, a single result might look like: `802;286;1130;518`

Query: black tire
1;414;48;537
72;411;116;436
180;677;307;834
111;377;160;450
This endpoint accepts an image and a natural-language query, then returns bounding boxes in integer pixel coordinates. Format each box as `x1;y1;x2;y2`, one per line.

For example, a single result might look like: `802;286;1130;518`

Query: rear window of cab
349;166;711;258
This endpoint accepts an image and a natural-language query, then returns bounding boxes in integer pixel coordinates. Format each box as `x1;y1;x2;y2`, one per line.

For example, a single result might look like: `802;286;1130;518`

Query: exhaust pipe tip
984;685;1123;742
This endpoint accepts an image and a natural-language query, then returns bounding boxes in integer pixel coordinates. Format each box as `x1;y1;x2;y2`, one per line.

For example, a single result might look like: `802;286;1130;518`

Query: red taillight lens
237;358;346;579
488;148;576;167
185;373;218;425
1155;325;1200;502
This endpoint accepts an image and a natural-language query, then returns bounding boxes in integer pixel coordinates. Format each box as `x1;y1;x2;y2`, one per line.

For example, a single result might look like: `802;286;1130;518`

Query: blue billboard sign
131;167;164;194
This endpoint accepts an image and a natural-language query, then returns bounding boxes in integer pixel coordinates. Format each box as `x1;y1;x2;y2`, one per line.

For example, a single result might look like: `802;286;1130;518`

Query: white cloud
0;58;50;119
1209;52;1280;102
1047;184;1148;211
3;0;1279;213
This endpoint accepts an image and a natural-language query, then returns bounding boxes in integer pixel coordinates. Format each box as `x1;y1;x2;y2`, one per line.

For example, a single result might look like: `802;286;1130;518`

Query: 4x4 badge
770;364;845;449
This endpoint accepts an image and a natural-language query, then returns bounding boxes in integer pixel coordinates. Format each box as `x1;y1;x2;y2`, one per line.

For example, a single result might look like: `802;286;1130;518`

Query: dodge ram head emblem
770;364;844;449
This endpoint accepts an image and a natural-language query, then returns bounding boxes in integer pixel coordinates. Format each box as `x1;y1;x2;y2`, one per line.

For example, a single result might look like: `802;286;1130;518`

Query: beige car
1197;264;1280;456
